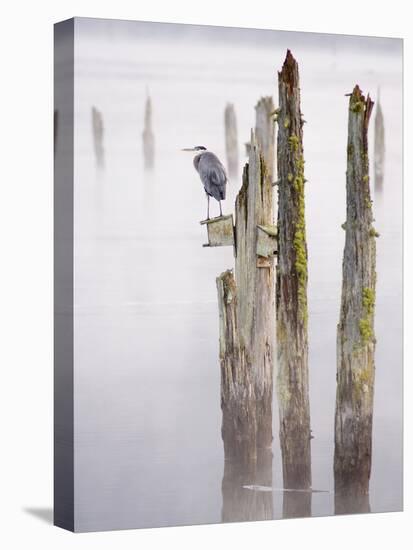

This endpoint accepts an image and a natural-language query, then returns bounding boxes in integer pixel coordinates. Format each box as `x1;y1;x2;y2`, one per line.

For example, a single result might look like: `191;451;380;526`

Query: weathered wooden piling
374;89;385;193
217;131;275;462
91;106;105;168
218;130;275;522
275;50;312;490
143;95;155;170
334;85;376;502
224;103;239;178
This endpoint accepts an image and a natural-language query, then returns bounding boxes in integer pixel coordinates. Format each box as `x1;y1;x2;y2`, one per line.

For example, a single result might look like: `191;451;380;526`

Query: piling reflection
282;489;312;519
221;447;273;523
279;430;313;518
221;445;317;521
335;486;371;515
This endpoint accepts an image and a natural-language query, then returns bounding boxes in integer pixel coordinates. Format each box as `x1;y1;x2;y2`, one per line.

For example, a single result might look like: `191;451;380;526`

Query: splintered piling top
279;50;299;92
349;85;374;150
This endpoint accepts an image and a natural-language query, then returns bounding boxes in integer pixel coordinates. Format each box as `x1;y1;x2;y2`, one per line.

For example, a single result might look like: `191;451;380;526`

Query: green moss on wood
350;100;364;113
289;134;299;152
362;287;375;315
359;287;375;345
291;147;308;324
359;318;373;344
353;360;374;400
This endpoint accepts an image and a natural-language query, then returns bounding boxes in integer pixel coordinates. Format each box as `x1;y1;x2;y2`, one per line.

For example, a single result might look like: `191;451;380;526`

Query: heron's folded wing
199;158;227;201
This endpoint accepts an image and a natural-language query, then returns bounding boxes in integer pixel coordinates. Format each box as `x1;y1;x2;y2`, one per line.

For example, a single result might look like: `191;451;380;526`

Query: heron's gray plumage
194;152;227;202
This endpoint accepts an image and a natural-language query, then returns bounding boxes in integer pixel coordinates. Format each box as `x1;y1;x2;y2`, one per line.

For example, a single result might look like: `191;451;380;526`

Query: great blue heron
182;145;227;220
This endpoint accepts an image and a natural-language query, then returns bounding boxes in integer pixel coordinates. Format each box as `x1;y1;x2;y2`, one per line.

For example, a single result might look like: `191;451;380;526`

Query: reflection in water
335;489;371;515
221;448;273;523
282;490;312;519
221;448;315;521
279;441;312;518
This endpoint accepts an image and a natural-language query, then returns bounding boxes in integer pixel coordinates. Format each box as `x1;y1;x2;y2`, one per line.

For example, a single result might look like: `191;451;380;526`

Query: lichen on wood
334;85;376;500
275;50;312;490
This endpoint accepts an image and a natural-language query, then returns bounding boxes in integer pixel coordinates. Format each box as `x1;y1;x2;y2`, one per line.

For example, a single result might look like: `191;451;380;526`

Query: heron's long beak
181;148;196;152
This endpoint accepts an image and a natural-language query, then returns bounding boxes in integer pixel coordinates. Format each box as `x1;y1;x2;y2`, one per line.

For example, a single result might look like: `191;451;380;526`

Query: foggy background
70;18;402;531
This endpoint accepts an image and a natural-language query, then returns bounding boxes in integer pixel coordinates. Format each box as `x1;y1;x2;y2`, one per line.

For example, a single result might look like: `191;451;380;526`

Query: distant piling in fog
374;89;385;193
143;95;155;170
224;103;239;178
334;85;377;509
275;50;312;494
91;106;105;168
255;97;275;185
243;98;275;177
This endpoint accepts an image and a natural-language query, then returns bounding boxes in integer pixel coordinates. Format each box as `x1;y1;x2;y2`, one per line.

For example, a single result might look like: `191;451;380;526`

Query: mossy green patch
350;100;364;113
362;287;375;315
359;318;373;344
353;361;374;401
359;286;375;345
289;142;308;325
288;134;299;152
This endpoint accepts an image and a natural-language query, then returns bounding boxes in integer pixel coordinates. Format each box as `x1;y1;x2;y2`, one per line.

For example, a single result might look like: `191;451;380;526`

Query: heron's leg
207;195;210;220
219;201;222;217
